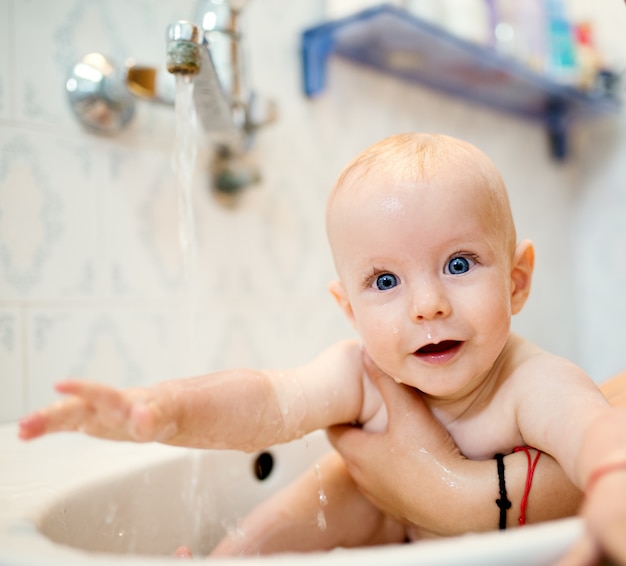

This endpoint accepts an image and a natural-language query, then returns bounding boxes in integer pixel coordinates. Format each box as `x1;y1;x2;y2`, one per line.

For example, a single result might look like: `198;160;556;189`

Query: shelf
301;4;621;160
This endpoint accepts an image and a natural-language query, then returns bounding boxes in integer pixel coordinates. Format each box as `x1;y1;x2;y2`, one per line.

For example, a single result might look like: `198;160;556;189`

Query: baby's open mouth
416;340;461;355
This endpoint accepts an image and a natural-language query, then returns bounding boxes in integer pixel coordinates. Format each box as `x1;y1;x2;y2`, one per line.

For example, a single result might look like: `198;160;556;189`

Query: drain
253;451;274;481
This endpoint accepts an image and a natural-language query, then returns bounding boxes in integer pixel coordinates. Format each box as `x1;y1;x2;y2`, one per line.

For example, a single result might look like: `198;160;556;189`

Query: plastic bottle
545;0;579;85
488;0;548;73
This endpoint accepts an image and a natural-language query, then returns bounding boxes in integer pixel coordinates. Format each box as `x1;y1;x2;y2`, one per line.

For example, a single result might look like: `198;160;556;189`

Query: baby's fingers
19;380;136;442
55;379;131;428
55;380;172;442
18;396;93;440
18;380;171;443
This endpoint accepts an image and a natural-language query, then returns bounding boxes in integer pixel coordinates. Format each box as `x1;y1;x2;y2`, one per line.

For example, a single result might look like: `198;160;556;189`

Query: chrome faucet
166;0;276;197
167;1;275;153
65;0;275;198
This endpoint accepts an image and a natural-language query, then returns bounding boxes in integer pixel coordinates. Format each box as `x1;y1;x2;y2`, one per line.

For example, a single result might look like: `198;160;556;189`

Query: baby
19;134;626;559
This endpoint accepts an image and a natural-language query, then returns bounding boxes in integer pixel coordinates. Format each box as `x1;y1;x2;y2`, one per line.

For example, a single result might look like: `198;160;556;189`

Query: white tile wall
0;129;96;299
25;306;188;409
0;306;23;421
1;0;626;422
0;0;10;121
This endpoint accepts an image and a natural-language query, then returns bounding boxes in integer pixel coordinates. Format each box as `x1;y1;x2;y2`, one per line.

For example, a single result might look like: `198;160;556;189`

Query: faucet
65;0;275;199
166;1;277;196
167;3;262;152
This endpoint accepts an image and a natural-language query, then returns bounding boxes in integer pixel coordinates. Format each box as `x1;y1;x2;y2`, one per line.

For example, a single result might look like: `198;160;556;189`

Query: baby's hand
18;380;177;443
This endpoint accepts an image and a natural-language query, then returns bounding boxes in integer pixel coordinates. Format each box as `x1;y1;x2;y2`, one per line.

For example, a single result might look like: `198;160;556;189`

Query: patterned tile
192;295;353;371
0;307;24;421
24;305;188;412
100;144;185;299
0;128;99;299
0;0;10;120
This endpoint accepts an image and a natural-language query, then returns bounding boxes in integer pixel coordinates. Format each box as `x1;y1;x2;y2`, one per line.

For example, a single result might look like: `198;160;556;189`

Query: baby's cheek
362;342;400;382
359;332;388;358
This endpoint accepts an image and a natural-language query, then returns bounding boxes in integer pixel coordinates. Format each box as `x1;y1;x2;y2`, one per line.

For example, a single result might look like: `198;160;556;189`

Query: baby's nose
410;280;451;321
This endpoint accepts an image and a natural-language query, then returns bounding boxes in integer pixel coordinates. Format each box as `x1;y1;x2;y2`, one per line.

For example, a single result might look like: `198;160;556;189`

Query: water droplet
225;519;247;543
319;490;328;507
315;464;322;480
316;509;327;531
314;464;329;530
105;502;118;525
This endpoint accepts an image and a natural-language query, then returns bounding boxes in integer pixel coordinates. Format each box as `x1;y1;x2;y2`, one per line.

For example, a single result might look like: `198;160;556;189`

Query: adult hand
328;353;582;535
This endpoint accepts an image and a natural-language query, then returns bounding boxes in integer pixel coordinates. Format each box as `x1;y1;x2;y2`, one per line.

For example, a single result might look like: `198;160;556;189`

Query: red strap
513;446;542;526
586;461;626;494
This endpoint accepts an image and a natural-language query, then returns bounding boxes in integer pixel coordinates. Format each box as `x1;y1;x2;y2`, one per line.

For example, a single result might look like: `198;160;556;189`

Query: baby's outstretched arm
19;340;368;452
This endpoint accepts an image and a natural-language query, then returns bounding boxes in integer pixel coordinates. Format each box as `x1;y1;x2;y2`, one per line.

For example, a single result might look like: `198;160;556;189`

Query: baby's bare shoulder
491;335;605;432
505;334;596;392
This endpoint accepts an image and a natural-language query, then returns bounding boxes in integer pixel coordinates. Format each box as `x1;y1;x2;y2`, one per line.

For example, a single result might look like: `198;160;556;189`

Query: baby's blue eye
446;256;473;275
375;273;398;290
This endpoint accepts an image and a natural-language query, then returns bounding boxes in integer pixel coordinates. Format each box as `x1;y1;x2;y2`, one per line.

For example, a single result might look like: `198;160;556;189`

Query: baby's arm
565;407;626;566
515;353;626;565
19;340;368;452
512;353;617;488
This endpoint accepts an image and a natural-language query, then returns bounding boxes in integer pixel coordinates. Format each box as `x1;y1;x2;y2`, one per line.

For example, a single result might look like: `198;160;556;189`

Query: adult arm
328;357;584;535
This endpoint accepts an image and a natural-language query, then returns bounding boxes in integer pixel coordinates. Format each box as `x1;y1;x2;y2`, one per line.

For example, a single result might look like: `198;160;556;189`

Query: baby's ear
510;240;535;315
328;280;356;326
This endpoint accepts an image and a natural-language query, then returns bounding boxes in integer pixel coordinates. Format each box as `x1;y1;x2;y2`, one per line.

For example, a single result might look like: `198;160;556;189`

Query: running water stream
172;73;208;552
170;73;330;551
172;75;200;374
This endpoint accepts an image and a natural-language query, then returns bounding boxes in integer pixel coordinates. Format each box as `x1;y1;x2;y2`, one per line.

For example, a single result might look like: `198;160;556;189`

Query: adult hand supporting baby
328;353;582;536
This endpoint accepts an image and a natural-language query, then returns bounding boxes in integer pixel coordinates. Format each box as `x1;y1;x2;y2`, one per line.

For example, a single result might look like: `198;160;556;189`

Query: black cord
495;453;512;530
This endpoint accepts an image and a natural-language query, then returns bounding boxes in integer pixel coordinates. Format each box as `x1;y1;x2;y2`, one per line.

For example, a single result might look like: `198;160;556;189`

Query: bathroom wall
0;0;625;423
567;0;626;385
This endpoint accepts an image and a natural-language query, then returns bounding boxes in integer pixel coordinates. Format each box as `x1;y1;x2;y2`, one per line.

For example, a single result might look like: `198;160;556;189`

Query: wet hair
326;132;516;254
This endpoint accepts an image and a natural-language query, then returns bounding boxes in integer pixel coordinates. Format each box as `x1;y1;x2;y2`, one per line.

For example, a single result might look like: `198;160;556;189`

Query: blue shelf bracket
546;99;569;161
302;27;335;97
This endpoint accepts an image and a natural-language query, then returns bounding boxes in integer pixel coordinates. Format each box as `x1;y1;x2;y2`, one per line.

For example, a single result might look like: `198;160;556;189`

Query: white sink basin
0;424;583;566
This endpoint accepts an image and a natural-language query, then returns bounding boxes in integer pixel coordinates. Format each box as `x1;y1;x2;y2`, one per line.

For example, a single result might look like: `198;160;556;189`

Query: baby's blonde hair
326;133;516;254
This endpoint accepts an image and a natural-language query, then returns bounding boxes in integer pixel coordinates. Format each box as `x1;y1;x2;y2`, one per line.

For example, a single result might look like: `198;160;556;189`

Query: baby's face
330;170;517;401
